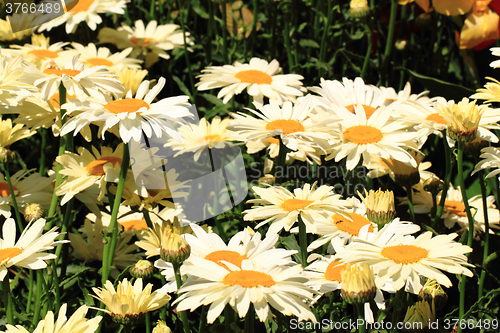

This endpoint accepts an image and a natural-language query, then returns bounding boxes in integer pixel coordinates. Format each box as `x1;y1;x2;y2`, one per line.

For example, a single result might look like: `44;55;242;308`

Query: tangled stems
456;140;476;333
101;143;130;285
1;160;22;232
173;262;191;333
2;274;13;324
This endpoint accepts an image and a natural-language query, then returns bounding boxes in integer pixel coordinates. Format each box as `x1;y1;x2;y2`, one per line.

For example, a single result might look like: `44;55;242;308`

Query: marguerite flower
70;43;143;70
175;257;317;323
0;217;67;281
0;19;31;42
114;66;149;95
60;77;192;143
38;0;129;34
0;117;35;149
0;53;34;106
325;103;418;171
196;58;305;104
243;183;349;234
98;20;192;68
0;304;102;333
474;146;500;178
92;278;171;325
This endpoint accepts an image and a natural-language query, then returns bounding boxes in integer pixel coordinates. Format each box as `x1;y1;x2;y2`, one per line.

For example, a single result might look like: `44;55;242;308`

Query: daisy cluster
0;0;500;332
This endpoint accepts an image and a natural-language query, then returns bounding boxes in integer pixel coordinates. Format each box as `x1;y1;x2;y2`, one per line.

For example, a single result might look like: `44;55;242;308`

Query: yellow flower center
444;200;467;217
345;104;377;119
268;137;280;145
85;58;114;67
119;219;148;231
86;156;122;176
333;213;374;236
0;183;17;198
43;68;82;77
265;119;305;135
48;92;77;109
130;37;156;47
281;199;314;211
65;0;94;12
425;113;447;125
205;250;248;270
324;261;347;281
343;125;383;144
104;99;150;114
381;245;428;264
201;134;222;144
28;49;58;59
234;70;272;85
222;270;275;287
0;247;22;262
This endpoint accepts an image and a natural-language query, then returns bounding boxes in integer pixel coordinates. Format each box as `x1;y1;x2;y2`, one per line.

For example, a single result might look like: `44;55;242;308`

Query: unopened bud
24;203;44;222
258;174;275;186
341;263;376;305
153;320;172;333
160;233;191;265
130;260;155;280
350;0;370;18
423;176;444;196
419;279;448;312
0;147;16;163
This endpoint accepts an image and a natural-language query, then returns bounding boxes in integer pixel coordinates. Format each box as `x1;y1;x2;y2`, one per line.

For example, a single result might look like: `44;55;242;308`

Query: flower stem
382;0;398;85
360;17;373;80
283;5;294;73
177;0;196;100
26;269;34;312
2;160;23;232
244;304;255;333
221;3;229;63
145;313;152;333
2;274;13;324
298;215;308;267
32;270;43;326
122;325;132;333
477;169;489;299
355;302;366;333
405;185;415;223
102;143;130;285
318;0;332;79
173;262;191;333
275;137;288;185
143;210;154;229
456;140;475;333
432;135;454;228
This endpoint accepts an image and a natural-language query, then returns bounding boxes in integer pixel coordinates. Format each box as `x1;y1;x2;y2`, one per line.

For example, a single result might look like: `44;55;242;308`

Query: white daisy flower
70;43;143;70
196;57;305;105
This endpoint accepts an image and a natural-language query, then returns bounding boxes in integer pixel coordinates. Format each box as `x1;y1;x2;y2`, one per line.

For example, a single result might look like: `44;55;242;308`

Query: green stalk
250;0;258;58
477;169;489;299
405;186;415;223
123;325;132;333
2;160;23;232
244;304;255;333
457;140;476;333
221;2;229;63
283;7;294;73
177;0;196;100
39;128;47;176
2;274;13;324
32;270;43;326
318;0;332;79
298;216;308;267
26;269;34;312
432;135;454;228
355;302;366;333
206;0;215;63
382;0;398;85
102;143;130;284
173;262;191;333
143;210;154;229
51;260;61;313
275;137;288;185
145;313;152;333
199;306;208;333
360;17;373;80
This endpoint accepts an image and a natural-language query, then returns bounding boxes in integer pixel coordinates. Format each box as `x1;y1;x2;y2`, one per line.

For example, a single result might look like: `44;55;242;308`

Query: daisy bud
24;203;45;223
395;39;407;51
153;320;172;333
0;147;16;163
349;0;370;18
358;189;396;229
130;260;155;280
340;263;376;305
464;138;489;159
258;174;275;186
423;176;444;196
160;233;191;265
402;300;436;332
419;279;448;312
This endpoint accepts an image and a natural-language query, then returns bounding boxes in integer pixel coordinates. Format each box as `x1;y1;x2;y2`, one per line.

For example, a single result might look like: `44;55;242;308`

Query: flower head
341;262;376;304
358;189;396;228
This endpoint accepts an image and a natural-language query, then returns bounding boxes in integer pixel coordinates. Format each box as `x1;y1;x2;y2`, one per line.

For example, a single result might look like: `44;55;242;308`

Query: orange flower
433;0;474;15
458;2;500;50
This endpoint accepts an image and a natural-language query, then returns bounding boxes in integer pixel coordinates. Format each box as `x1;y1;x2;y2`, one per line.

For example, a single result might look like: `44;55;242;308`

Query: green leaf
280;234;302;265
299;39;319;48
59;267;93;288
172;75;193;101
399;68;475;101
114;266;131;288
202;93;224;106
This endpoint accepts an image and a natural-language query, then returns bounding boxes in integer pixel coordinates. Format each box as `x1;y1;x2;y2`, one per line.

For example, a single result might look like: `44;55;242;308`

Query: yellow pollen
345;104;377;119
204;134;221;142
324;261;347;281
65;0;94;12
85;58;114;67
48;92;77;109
205;250;248;270
268;137;280;145
0;247;22;262
234;70;272;84
333;213;374;236
425;113;447;125
104;99;150;114
43;68;82;76
281;199;314;211
130;37;156;47
222;270;275;287
119;219;148;231
265;119;305;135
0;183;17;198
28;49;58;59
86;156;122;176
444;200;467;217
381;245;428;264
343;125;383;144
